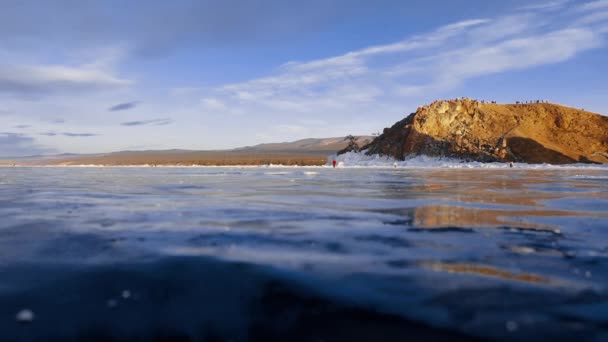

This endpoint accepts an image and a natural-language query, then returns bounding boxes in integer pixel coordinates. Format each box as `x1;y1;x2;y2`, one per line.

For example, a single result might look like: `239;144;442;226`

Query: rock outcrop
337;135;373;155
365;99;608;164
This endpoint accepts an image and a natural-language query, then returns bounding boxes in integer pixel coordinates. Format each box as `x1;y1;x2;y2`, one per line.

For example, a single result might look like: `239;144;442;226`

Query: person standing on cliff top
332;160;337;168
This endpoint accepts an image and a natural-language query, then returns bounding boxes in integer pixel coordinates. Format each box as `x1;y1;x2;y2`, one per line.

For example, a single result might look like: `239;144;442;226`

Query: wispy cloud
0;47;132;96
0;64;131;96
109;101;139;112
217;18;490;103
393;28;601;96
39;132;98;137
193;2;607;143
518;0;571;12
13;124;31;129
120;118;174;127
577;11;608;25
579;0;608;11
575;0;608;25
61;132;99;137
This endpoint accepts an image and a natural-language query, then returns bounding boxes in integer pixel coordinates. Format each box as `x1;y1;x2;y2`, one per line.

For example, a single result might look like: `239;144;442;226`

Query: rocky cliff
364;99;608;164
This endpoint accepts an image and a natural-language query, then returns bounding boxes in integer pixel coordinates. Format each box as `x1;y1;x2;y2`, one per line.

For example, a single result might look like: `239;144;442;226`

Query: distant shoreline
0;164;329;168
0;153;330;167
1;161;606;170
0;137;374;167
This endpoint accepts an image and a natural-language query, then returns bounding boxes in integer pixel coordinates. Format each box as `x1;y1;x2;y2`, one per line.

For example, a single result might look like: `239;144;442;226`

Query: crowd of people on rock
420;97;553;108
514;100;549;105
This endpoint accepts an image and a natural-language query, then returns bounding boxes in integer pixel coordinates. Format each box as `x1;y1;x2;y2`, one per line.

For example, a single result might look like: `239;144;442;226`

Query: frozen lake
1;166;607;340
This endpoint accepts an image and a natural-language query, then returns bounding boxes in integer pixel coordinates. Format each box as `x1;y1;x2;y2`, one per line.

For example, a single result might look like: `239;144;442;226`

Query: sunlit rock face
365;99;608;164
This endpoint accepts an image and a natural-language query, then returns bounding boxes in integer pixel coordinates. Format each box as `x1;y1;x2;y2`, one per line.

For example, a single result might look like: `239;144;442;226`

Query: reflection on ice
412;205;577;232
425;262;550;285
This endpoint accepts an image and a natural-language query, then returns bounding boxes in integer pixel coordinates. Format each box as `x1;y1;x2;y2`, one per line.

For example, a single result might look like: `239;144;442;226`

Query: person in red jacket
332;160;337;168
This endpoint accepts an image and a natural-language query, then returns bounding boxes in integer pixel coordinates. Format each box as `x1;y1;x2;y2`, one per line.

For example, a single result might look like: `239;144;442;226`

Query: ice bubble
16;309;34;323
121;290;131;299
511;246;535;254
506;320;519;332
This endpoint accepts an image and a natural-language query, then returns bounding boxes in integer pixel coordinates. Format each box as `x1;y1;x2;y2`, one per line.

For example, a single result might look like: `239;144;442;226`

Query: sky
1;0;608;157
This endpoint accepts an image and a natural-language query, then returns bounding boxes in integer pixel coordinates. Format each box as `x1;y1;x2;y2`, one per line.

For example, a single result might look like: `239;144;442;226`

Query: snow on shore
2;152;607;170
328;152;608;170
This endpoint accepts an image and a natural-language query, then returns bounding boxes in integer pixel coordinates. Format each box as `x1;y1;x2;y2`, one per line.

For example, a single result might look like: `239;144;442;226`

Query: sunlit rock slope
364;99;608;164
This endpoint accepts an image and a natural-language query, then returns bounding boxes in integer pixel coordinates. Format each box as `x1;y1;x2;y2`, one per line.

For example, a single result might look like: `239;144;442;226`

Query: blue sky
1;0;607;156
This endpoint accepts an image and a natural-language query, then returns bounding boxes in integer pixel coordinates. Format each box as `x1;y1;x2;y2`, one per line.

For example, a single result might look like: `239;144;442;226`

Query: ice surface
0;166;607;339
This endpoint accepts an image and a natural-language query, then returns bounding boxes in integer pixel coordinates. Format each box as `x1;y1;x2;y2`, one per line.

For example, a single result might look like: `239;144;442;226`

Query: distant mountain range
235;136;374;152
0;136;374;166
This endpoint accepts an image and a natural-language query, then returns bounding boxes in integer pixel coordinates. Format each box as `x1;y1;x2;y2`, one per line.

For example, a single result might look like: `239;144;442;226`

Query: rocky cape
363;99;608;164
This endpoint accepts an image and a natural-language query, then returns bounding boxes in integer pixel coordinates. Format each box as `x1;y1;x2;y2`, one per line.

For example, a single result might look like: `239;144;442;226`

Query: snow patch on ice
328;152;608;170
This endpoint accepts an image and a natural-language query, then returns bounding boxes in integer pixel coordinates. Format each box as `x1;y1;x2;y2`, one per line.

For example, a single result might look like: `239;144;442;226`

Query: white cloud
576;10;608;24
215;17;492;106
518;0;571;12
466;14;536;44
201;98;227;111
392;28;601;96
434;28;600;82
0;47;132;96
579;0;608;11
351;19;491;58
1;65;130;88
